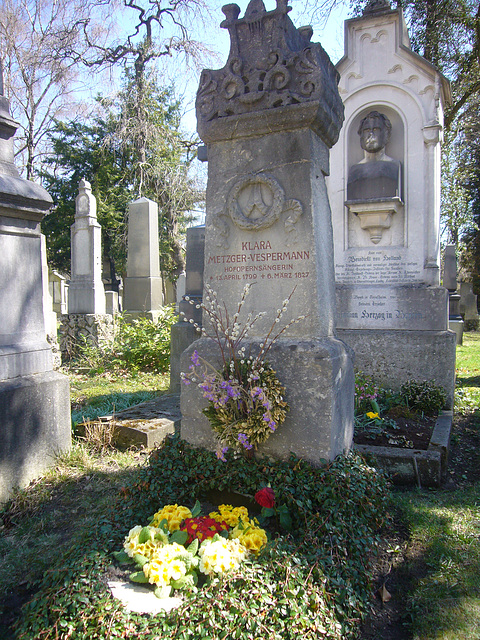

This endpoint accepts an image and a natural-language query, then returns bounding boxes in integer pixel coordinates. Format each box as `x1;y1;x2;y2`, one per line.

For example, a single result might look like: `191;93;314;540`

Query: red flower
181;516;229;544
255;487;275;509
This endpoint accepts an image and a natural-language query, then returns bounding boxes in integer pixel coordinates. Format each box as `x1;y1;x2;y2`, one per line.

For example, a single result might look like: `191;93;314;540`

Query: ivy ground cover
8;436;390;639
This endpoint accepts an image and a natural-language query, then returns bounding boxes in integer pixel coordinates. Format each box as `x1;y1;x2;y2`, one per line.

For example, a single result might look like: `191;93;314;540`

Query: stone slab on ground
354;410;452;487
107;581;182;615
78;394;181;449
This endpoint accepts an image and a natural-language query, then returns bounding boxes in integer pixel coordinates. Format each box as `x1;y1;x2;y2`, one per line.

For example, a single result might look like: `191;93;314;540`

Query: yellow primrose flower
209;504;250;527
150;504;192;531
230;524;267;555
366;411;380;419
198;538;246;575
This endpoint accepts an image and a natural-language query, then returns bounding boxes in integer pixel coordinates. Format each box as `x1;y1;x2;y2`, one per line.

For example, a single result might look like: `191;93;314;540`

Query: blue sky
179;0;351;135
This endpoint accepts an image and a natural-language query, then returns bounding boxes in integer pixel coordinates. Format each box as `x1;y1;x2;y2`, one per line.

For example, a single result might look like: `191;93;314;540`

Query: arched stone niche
345;104;405;248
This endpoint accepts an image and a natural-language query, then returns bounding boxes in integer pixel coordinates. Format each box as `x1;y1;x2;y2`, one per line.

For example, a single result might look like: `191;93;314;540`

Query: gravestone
0;67;70;502
328;0;456;406
459;281;478;330
68;179;105;314
443;245;463;344
170;225;205;393
41;237;61;369
60;180;114;359
123;197;163;319
49;270;68;315
180;0;354;464
105;290;120;315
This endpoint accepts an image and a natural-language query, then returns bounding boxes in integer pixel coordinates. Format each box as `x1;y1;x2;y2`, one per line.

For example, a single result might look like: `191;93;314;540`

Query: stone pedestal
329;3;455;405
181;0;353;463
0;89;70;502
123;197;163;318
59;313;116;361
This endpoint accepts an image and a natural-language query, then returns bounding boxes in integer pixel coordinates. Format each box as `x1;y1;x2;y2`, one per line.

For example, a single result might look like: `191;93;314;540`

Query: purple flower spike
216;446;228;462
191;350;200;366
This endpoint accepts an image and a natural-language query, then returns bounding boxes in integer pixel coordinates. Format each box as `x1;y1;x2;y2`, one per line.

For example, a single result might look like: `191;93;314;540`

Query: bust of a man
347;111;401;201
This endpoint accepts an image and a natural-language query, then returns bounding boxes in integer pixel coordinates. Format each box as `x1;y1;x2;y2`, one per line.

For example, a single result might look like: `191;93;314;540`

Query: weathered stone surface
328;6;455;408
170;225;206;393
59;313;115;360
336;285;449;331
181;337;354;464
181;0;353;464
0;69;71;502
68;179;106;314
0;371;71;502
123;198;163;315
337;328;456;408
196;0;343;148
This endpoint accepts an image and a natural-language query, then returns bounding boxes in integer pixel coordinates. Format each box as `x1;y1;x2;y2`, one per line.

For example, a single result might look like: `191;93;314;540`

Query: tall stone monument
123;197;164;318
328;0;456;406
59;180;114;359
0;66;71;502
68;179;105;314
181;0;354;464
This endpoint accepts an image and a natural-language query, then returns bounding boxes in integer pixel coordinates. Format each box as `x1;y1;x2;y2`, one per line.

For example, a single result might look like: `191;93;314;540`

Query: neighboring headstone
49;270;68;315
459;281;479;331
328;2;456;406
0;67;70;502
170;226;205;393
180;0;354;464
60;180;114;360
443;246;464;344
41;237;61;369
68;179;105;314
176;272;186;311
105;290;119;315
443;245;458;292
123;198;163;319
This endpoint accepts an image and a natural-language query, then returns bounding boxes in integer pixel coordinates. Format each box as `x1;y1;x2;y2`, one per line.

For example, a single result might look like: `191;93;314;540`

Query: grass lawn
362;331;480;640
1;336;480;639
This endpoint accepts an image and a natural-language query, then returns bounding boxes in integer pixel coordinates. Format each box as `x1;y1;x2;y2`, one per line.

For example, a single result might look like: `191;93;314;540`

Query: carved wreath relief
212;173;302;249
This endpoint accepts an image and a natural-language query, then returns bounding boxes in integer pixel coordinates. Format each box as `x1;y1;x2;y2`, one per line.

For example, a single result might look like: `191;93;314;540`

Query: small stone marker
170;226;205;393
108;581;182;615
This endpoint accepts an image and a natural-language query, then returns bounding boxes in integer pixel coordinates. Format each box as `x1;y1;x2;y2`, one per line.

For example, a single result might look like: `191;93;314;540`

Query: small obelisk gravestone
181;0;354;464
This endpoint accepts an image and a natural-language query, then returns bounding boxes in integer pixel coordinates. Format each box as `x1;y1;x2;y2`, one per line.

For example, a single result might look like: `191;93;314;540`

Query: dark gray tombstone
169;225;205;393
0;68;71;502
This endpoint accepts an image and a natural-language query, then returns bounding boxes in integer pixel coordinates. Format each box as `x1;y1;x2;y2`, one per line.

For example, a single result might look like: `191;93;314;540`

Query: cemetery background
0;1;478;636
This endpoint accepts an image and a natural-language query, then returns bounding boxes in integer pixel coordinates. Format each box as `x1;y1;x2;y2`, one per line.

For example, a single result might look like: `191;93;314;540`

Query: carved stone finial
244;0;266;19
363;0;392;15
221;3;241;23
197;0;344;148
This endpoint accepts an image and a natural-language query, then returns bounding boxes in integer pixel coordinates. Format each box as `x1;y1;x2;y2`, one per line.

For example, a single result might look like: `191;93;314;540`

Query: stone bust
347;111;401;201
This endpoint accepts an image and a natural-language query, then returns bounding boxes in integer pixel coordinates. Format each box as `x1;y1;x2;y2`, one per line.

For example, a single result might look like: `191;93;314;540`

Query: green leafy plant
70;306;176;375
9;435;390;639
115;307;177;372
399;379;447;416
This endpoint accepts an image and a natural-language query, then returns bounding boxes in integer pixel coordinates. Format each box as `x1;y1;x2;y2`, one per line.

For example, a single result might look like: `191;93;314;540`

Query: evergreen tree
41;76;201;285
